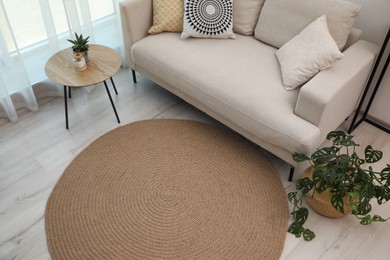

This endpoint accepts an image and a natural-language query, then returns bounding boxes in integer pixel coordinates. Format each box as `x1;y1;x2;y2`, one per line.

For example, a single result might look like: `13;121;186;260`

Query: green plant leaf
381;167;390;176
292;152;310;162
314;166;341;186
287;222;304;238
357;199;372;215
351;152;365;167
360;215;373;225
348;191;359;199
350;201;359;214
355;168;372;184
380;166;390;184
292;207;309;225
333;154;351;169
315;180;327;194
327;131;357;147
365;145;383;163
287;192;298;204
330;190;345;214
303;229;315;241
326;130;347;141
296;177;314;195
375;186;390;205
67;32;90;52
333;134;355;147
338;138;356;147
311;147;339;166
372;215;386;222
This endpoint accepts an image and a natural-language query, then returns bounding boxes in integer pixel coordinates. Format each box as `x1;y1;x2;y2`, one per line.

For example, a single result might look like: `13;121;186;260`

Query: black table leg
131;69;137;83
64;86;69;129
69;87;72;98
103;80;120;123
110;77;118;95
288;166;295;182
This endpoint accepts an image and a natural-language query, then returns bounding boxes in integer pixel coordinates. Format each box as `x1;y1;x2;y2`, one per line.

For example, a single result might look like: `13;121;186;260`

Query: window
3;0;115;50
89;0;114;21
1;0;120;86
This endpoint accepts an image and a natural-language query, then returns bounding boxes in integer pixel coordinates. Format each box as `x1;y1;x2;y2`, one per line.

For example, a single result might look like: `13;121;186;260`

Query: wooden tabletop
45;44;121;87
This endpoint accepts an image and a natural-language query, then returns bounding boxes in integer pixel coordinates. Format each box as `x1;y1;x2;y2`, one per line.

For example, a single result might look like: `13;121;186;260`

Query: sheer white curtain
0;2;38;122
0;0;121;123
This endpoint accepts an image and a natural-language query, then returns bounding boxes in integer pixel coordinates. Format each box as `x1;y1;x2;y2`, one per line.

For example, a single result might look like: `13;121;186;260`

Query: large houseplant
288;130;390;241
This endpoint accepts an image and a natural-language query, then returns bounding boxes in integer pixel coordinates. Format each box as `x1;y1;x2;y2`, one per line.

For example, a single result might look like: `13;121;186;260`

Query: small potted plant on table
288;130;390;241
67;32;90;62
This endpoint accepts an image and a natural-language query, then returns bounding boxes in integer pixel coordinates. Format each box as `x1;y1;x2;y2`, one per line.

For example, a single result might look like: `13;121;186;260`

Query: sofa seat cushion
131;33;321;154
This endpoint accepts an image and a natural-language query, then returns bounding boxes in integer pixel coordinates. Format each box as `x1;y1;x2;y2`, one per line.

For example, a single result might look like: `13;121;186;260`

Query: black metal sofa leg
288;166;295;182
131;69;137;83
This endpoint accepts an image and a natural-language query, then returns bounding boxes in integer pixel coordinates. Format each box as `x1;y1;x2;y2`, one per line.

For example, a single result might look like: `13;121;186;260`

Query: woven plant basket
304;167;353;218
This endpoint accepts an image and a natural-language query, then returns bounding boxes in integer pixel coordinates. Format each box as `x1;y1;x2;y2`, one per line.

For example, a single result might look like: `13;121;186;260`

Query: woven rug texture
45;119;289;259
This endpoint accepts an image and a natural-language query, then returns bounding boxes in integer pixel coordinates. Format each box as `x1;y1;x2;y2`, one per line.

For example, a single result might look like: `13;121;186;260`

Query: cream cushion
254;0;361;50
275;15;343;90
233;0;265;35
148;0;183;34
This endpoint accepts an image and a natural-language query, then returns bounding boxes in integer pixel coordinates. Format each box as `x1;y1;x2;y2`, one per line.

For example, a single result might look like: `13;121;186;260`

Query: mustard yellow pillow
148;0;184;34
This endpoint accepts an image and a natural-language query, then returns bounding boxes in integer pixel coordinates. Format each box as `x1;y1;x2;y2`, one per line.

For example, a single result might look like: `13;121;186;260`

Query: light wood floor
1;68;389;260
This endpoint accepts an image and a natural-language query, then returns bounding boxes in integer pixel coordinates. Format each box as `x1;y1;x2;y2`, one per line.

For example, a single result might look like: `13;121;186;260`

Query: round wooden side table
45;44;121;129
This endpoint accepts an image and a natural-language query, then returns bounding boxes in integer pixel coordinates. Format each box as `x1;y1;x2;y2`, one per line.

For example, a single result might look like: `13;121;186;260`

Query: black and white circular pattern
185;0;233;36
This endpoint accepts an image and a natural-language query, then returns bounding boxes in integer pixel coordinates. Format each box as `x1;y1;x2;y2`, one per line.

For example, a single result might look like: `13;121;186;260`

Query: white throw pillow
275;15;344;90
181;0;236;39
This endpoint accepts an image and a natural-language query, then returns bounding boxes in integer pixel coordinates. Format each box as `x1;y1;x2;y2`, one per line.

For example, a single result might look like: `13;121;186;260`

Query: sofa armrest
295;40;378;138
119;0;153;69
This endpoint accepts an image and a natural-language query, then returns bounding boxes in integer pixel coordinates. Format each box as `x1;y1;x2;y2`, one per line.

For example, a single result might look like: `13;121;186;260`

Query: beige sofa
119;0;378;179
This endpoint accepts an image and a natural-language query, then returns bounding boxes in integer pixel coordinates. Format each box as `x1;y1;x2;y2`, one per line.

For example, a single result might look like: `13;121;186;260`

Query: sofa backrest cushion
254;0;361;51
343;27;362;50
233;0;265;36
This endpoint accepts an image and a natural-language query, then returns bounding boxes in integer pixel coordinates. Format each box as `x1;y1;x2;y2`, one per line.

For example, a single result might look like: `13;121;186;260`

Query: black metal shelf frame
348;28;390;134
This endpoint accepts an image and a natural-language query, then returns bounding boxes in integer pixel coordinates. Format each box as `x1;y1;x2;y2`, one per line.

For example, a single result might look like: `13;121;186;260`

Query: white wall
349;0;390;127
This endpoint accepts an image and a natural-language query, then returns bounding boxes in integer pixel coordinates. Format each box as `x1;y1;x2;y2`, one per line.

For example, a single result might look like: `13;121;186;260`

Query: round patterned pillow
181;0;236;39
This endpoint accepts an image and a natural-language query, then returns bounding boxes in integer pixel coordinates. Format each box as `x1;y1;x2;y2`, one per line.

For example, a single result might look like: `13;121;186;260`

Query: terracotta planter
304;167;353;218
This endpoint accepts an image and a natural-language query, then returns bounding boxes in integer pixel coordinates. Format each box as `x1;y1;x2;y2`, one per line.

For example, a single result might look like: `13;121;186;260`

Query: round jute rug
46;119;288;259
